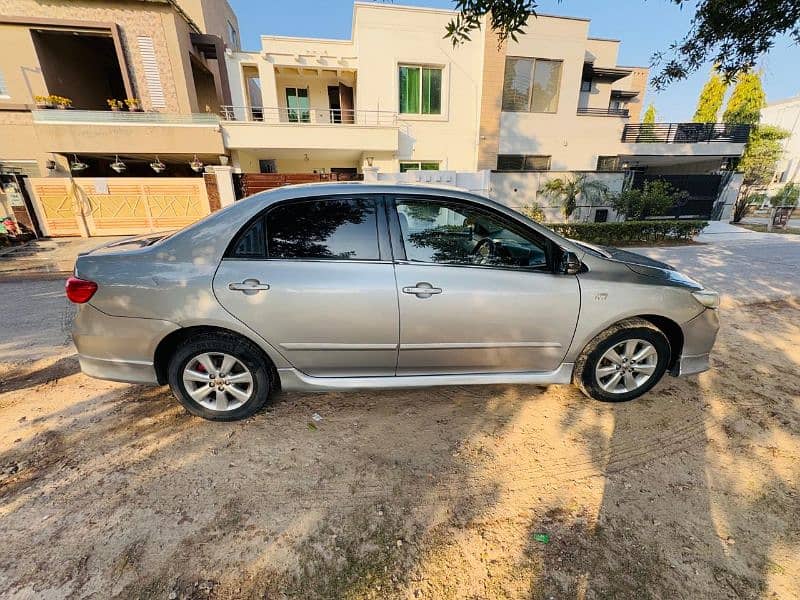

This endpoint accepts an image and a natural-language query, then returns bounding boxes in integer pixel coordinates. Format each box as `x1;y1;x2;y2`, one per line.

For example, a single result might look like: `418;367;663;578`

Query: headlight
692;290;720;309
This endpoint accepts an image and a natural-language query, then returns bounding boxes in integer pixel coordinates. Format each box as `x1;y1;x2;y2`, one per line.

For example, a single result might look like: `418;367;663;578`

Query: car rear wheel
574;318;671;402
167;333;272;421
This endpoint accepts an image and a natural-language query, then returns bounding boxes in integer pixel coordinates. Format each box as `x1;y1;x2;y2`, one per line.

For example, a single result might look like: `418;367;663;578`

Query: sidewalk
0;236;125;278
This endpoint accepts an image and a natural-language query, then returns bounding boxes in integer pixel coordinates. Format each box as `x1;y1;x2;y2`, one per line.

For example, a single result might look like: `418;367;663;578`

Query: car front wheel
574;318;671;402
167;333;272;421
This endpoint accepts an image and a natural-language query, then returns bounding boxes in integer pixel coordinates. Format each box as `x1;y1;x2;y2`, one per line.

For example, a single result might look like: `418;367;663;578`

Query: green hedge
547;220;708;245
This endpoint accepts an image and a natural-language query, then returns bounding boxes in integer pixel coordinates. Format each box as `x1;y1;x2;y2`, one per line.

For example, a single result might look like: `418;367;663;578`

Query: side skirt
277;363;575;392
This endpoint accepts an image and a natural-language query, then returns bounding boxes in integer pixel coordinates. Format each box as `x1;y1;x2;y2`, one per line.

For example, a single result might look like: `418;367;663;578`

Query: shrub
547;220;708;246
610;180;688;220
519;202;545;222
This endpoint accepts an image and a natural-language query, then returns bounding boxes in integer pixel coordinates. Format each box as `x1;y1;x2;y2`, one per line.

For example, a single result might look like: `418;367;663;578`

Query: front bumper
671;308;720;376
72;303;177;385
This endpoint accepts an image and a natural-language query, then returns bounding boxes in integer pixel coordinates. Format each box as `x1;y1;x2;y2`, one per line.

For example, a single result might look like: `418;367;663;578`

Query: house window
285;87;310;122
580;78;592;92
496;155;551;172
399;65;442;115
596;156;620;171
399;161;440;172
502;57;563;113
227;20;239;51
609;99;627;111
0;70;8;97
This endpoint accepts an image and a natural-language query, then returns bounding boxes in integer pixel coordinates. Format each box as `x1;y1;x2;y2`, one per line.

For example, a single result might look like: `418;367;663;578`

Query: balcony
219;106;400;153
32;109;219;126
621;123;751;144
577;107;630;118
31;109;225;155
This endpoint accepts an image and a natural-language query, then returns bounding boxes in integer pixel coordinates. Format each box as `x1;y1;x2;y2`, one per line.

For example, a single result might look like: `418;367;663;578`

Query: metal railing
621;122;751;143
32;109;220;125
220;105;398;126
577;107;630;117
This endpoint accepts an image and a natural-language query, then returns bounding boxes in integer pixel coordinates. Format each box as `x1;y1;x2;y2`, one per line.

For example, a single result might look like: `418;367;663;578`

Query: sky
228;0;800;122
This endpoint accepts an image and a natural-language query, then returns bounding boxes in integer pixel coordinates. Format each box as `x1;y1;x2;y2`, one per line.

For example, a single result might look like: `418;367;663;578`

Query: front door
213;195;399;377
390;196;580;375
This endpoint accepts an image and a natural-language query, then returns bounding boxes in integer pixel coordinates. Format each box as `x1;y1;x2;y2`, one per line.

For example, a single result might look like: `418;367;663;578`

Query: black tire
167;332;272;421
574;318;671;403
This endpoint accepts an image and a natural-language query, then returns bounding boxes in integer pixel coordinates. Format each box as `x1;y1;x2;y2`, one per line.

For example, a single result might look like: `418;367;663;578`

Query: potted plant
107;99;124;111
34;95;54;109
53;96;73;110
125;98;142;112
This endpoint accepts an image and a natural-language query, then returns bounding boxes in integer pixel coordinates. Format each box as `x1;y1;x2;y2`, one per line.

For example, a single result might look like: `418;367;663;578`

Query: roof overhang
583;63;632;82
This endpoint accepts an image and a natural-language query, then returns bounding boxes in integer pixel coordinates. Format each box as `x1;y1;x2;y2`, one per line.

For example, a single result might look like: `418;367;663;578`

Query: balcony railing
220;105;398;126
577;107;630;117
622;122;751;143
32;109;220;125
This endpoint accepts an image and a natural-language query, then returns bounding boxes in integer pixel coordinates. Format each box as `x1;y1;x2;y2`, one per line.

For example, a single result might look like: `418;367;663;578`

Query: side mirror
560;250;582;275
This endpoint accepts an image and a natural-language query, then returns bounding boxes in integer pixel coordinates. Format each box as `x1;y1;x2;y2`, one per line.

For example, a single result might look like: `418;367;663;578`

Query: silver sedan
68;183;719;421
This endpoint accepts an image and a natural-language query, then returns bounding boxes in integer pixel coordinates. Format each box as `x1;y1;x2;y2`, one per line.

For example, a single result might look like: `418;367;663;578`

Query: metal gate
631;173;723;219
28;177;211;237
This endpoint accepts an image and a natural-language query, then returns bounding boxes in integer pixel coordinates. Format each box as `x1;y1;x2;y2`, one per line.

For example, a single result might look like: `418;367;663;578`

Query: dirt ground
0;300;798;600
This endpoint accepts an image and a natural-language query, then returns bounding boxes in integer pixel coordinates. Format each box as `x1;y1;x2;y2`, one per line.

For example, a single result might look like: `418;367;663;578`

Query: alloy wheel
594;339;658;394
181;352;254;411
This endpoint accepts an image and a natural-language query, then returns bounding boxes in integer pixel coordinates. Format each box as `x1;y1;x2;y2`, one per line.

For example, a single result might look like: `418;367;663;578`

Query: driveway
0;234;798;599
632;231;800;305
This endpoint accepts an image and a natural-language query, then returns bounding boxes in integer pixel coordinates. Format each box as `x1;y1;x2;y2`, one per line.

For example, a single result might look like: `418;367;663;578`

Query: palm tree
542;174;610;221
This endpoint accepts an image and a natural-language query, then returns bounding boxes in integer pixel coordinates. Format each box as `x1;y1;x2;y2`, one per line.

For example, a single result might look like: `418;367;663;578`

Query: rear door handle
228;279;270;294
402;282;442;298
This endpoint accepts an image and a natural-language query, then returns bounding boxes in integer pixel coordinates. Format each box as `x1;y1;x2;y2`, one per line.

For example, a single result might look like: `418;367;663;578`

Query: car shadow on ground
0;301;798;599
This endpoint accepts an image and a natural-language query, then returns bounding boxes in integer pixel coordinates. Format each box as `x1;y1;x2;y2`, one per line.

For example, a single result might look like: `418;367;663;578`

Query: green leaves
542;174;610;219
445;0;538;47
692;69;728;123
652;0;800;89
610;180;688;221
722;71;766;126
548;221;708;245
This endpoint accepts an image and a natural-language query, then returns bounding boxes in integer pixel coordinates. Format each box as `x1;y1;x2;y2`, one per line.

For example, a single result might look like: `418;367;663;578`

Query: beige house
0;0;239;175
221;2;748;222
0;0;240;235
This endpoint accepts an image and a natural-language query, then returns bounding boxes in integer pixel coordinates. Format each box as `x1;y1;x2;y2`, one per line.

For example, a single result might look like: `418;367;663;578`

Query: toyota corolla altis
68;183;719;421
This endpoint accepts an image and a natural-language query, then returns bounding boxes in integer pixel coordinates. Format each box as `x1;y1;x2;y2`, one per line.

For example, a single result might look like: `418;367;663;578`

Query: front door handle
228;279;270;295
402;282;442;299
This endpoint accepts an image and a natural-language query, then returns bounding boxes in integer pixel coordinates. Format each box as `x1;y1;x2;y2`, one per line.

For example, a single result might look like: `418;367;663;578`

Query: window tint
396;198;547;269
231;218;266;258
267;198;379;260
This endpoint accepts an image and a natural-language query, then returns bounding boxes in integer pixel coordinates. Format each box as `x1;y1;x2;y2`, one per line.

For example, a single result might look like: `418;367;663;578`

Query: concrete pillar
208;165;236;207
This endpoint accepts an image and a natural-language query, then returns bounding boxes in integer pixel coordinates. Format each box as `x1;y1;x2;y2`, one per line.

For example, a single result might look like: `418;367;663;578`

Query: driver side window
395;198;548;269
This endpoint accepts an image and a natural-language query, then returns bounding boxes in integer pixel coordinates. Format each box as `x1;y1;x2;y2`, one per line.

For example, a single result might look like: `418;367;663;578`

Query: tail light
65;276;98;304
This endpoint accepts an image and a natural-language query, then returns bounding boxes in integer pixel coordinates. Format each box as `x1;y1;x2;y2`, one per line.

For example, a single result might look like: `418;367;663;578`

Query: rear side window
231;218;266;258
266;197;379;260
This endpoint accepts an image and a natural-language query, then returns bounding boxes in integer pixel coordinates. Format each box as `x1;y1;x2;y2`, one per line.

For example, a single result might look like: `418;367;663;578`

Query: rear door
213;195;399;377
390;195;580;375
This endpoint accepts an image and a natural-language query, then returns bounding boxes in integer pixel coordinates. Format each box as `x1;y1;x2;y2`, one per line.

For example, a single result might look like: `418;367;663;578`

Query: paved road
2;235;798;364
0;278;74;363
633;234;800;305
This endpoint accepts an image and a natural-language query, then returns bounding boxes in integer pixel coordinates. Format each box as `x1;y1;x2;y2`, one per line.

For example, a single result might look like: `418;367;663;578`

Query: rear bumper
78;354;158;384
672;308;719;376
72;303;176;385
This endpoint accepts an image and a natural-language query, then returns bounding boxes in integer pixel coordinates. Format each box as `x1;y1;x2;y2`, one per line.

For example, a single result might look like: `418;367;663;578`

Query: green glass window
399;65;442;115
400;161;440;172
286;87;310;122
